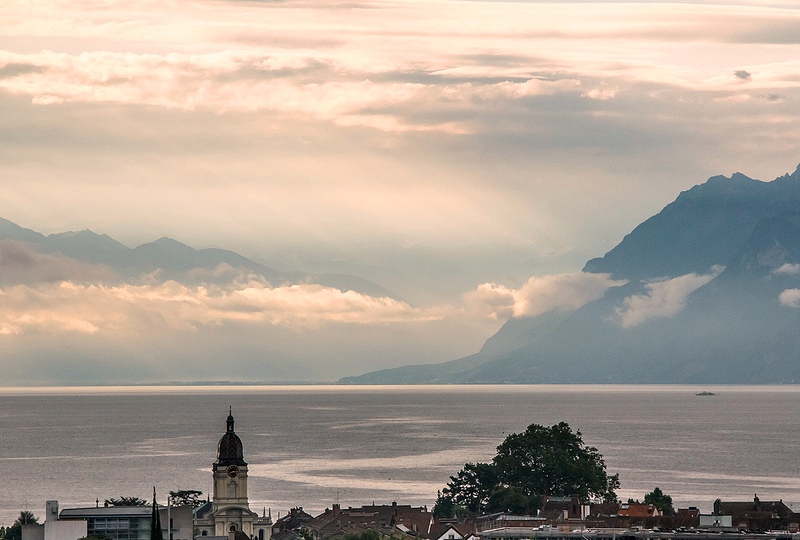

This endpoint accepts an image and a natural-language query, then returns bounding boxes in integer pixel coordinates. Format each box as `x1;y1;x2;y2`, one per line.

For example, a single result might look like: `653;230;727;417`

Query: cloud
2;0;800;334
463;272;626;320
778;288;800;308
0;49;587;133
773;263;800;275
614;267;723;328
0;280;442;336
0;263;627;338
735;70;752;80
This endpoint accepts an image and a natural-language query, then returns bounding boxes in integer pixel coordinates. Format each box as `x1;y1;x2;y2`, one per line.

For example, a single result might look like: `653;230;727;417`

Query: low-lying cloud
0;280;442;336
463;272;626;320
614;267;723;328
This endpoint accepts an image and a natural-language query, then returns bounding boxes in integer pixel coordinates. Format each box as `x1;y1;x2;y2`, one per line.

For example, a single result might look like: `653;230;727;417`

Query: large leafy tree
434;422;619;517
494;422;619;503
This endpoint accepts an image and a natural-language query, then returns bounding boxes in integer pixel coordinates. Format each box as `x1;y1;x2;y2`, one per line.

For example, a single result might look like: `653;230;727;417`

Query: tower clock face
226;465;239;477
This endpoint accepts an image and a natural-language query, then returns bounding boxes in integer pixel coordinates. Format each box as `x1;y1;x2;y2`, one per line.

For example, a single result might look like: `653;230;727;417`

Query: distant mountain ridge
341;164;800;384
0;218;397;298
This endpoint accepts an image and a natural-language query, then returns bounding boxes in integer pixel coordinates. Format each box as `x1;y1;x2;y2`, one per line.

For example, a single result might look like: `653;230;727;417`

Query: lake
1;385;799;526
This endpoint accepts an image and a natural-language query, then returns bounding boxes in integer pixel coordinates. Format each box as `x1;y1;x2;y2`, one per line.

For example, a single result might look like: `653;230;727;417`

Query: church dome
216;409;247;466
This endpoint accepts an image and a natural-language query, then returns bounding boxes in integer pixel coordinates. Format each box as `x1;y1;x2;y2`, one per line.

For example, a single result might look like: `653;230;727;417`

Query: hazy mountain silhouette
0;219;397;298
341;164;800;384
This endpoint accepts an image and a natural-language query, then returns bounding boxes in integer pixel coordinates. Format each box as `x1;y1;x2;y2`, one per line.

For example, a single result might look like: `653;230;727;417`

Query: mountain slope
342;164;800;384
583;165;800;280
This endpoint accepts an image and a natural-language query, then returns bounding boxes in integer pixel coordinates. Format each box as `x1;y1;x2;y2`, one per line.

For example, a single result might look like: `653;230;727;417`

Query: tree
441;462;498;514
2;511;40;540
644;487;674;515
487;485;532;514
432;491;455;519
436;422;619;516
105;497;147;507
15;513;38;526
169;490;204;508
493;422;619;506
151;488;164;540
342;531;381;540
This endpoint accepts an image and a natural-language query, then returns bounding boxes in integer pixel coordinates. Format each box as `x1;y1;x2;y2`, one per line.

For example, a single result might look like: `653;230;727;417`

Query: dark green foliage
441;462;498;514
151;490;163;540
487;486;532;514
1;511;40;540
644;487;675;515
105;497;147;507
434;422;619;517
169;490;204;508
494;422;619;504
1;525;19;540
15;513;38;526
341;530;382;540
432;491;455;519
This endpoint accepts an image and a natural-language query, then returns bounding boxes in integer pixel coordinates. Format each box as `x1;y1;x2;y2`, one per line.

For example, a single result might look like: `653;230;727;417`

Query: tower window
228;481;237;498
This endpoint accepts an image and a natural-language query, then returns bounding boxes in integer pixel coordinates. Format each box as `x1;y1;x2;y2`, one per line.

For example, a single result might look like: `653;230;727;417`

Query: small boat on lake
695;390;717;396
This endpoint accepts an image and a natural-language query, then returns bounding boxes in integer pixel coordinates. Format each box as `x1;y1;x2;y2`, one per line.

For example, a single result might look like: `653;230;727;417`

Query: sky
1;0;800;383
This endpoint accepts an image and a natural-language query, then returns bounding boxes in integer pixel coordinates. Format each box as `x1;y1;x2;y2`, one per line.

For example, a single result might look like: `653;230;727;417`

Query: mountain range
0;218;396;299
341;164;800;384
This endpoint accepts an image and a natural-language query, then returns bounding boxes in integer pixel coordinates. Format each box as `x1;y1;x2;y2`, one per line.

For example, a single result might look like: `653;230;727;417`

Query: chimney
46;501;59;522
333;504;340;517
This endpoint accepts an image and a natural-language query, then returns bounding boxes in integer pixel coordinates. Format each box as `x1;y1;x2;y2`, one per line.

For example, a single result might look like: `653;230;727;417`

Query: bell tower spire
196;411;267;540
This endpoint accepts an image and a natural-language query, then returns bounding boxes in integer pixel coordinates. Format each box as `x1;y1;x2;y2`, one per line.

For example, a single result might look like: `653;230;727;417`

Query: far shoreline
1;383;799;396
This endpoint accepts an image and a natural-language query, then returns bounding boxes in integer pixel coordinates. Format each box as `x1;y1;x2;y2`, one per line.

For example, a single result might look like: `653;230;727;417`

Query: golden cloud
0;280;443;336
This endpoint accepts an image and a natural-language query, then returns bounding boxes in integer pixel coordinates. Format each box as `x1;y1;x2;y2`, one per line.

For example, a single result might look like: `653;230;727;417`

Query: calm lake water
1;385;799;526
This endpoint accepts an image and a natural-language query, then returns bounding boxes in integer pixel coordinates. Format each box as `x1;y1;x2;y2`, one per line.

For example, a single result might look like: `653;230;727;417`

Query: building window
230;525;237;532
259;530;264;540
228;481;237;498
202;532;208;536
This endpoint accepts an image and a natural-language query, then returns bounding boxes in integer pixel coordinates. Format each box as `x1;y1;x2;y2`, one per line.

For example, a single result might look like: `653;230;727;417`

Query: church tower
212;409;250;511
194;409;262;539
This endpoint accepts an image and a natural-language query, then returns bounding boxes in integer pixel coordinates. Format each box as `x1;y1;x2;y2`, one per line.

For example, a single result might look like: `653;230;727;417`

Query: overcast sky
1;0;799;383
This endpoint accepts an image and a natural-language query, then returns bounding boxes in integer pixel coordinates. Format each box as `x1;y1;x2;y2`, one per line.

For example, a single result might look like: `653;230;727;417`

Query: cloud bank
614;267;723;328
0;279;444;337
464;272;626;320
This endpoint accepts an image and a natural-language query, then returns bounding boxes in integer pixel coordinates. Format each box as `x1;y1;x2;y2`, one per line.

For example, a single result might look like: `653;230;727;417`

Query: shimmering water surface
1;385;799;526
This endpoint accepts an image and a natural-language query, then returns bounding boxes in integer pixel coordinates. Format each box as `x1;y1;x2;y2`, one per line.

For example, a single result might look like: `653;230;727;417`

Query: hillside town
10;413;800;540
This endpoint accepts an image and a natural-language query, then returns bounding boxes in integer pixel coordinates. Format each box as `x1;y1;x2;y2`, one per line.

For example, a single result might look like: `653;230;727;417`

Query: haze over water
1;385;799;526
